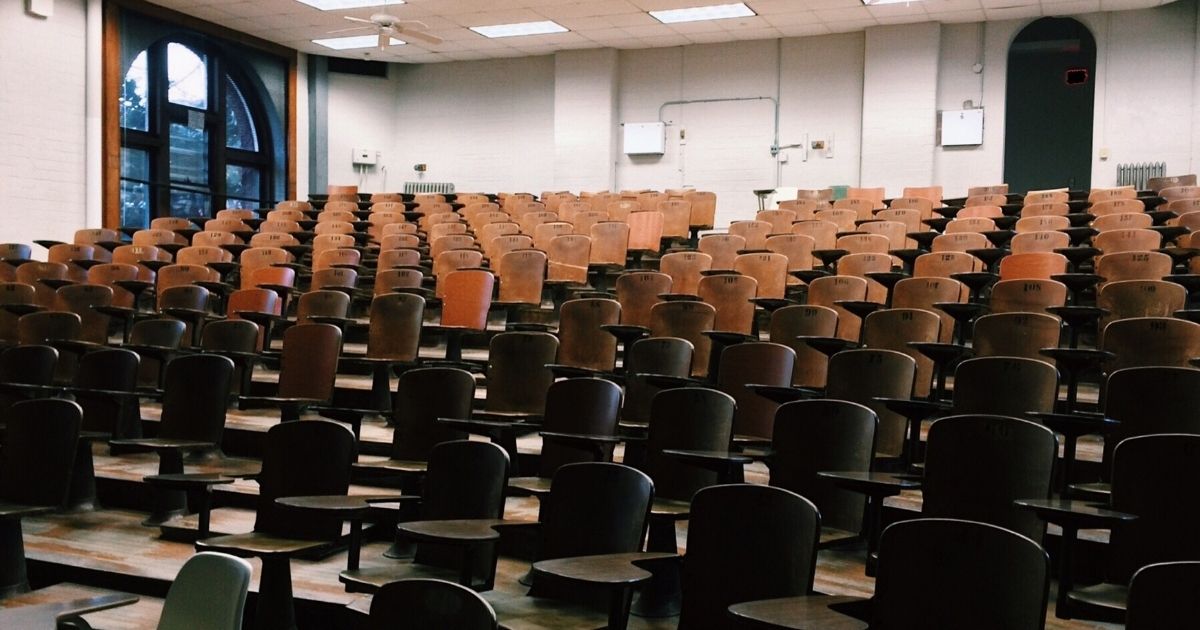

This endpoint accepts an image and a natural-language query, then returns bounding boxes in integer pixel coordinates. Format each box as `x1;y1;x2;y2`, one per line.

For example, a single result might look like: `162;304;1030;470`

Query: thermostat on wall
623;122;666;155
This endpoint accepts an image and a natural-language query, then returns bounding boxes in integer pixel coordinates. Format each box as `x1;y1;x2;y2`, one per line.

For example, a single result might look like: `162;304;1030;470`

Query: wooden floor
15;356;1118;628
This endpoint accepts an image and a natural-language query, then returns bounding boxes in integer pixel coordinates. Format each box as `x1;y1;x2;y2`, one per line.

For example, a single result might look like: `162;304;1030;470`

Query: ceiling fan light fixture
312;34;405;49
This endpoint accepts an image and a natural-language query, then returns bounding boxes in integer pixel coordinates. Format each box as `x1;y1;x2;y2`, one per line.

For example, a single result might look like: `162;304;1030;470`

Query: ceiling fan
329;13;443;48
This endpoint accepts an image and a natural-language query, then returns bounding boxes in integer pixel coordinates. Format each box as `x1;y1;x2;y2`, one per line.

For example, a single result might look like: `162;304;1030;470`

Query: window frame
118;35;274;225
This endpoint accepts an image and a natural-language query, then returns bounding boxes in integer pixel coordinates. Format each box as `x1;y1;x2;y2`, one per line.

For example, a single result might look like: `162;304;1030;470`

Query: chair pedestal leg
370;364;392;415
0;519;30;599
632;520;682;618
256;554;297;630
143;449;187;526
65;437;99;511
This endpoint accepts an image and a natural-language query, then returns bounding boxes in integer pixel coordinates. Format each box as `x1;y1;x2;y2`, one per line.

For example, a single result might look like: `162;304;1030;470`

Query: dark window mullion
150;41;171;220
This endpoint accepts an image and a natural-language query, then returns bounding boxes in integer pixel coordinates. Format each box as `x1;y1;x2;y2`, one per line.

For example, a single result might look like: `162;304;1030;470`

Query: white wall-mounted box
352;148;378;166
623;122;666;155
939;108;984;147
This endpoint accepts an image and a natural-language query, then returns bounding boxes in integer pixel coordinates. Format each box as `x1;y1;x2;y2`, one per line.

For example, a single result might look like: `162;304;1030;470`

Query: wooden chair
0;283;37;344
684;191;717;232
734;252;789;305
432;267;492;360
552;298;620;374
17;310;81;349
1094;228;1161;254
999;252;1068;280
769;305;838;388
972;312;1061;360
660;251;712;296
728;220;771;251
833;197;877;222
614;271;671;330
587;222;629;291
824;349;915;459
649;301;716;378
770;399;877;546
931;232;989;253
640;387;736;555
1011;230;1070;254
16;261;68;309
54;284;112;344
807;275;869;342
792;220;838;252
868;518;1049;629
46;243;98;284
494;249;546;311
496;463;653;628
1125;561;1200;630
239;323;341;422
479;332;558;418
87;262;141;309
1094;251;1171;286
363;579;497;630
200;320;261;398
616;337;695;434
343;440;510;593
293;290;351;328
505;378;624;494
990;278;1068;314
1022;434;1200;622
765;234;815;279
891;277;967;343
697;234;744;271
1091;212;1152;233
0;399;82;597
1103;316;1200;371
677;485;820;630
718;342;796;440
626;211;664;259
432;250;486;299
545;235;590;287
698;273;757;337
338;293;425;413
352;368;475;479
862;308;941;398
196;420;356;630
111;354;234;526
1021;201;1071;217
1097;280;1185;330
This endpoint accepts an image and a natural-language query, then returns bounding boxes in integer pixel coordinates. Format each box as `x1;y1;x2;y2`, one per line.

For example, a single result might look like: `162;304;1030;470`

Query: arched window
119;38;275;227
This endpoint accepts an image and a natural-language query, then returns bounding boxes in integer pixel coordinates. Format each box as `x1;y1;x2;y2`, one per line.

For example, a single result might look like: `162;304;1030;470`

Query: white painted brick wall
0;0;88;249
554;48;618;192
388;56;556;194
861;23;941;198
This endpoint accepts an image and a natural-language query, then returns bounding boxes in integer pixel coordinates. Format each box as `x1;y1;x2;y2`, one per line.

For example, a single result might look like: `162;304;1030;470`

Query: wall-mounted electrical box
623;122;666;155
352;148;379;166
27;0;53;18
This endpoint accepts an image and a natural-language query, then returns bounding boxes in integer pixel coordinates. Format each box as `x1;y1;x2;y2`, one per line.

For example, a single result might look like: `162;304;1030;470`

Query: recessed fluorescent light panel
295;0;403;10
649;2;756;24
469;20;569;38
312;35;405;50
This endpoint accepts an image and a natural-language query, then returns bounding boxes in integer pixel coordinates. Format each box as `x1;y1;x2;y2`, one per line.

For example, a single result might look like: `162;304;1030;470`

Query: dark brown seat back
922;415;1056;541
678;484;820;630
771;399;877;534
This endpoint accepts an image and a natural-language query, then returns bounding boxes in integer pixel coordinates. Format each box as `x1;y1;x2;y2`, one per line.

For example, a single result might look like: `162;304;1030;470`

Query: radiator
1116;162;1165;190
403;181;455;195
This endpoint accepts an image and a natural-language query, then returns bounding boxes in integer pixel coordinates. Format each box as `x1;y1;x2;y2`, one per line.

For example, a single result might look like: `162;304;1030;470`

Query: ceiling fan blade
395;20;430;30
326;25;372;34
344;16;375;23
400;29;443;45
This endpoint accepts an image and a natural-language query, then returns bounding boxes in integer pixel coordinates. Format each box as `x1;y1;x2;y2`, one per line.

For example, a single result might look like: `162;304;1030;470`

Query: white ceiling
148;0;1175;63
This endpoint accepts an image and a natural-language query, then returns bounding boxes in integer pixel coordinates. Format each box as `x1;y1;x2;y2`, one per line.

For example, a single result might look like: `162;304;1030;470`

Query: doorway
1002;17;1097;192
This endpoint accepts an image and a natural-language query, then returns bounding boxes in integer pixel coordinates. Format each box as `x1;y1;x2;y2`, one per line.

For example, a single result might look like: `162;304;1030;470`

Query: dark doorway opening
1003;17;1097;193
